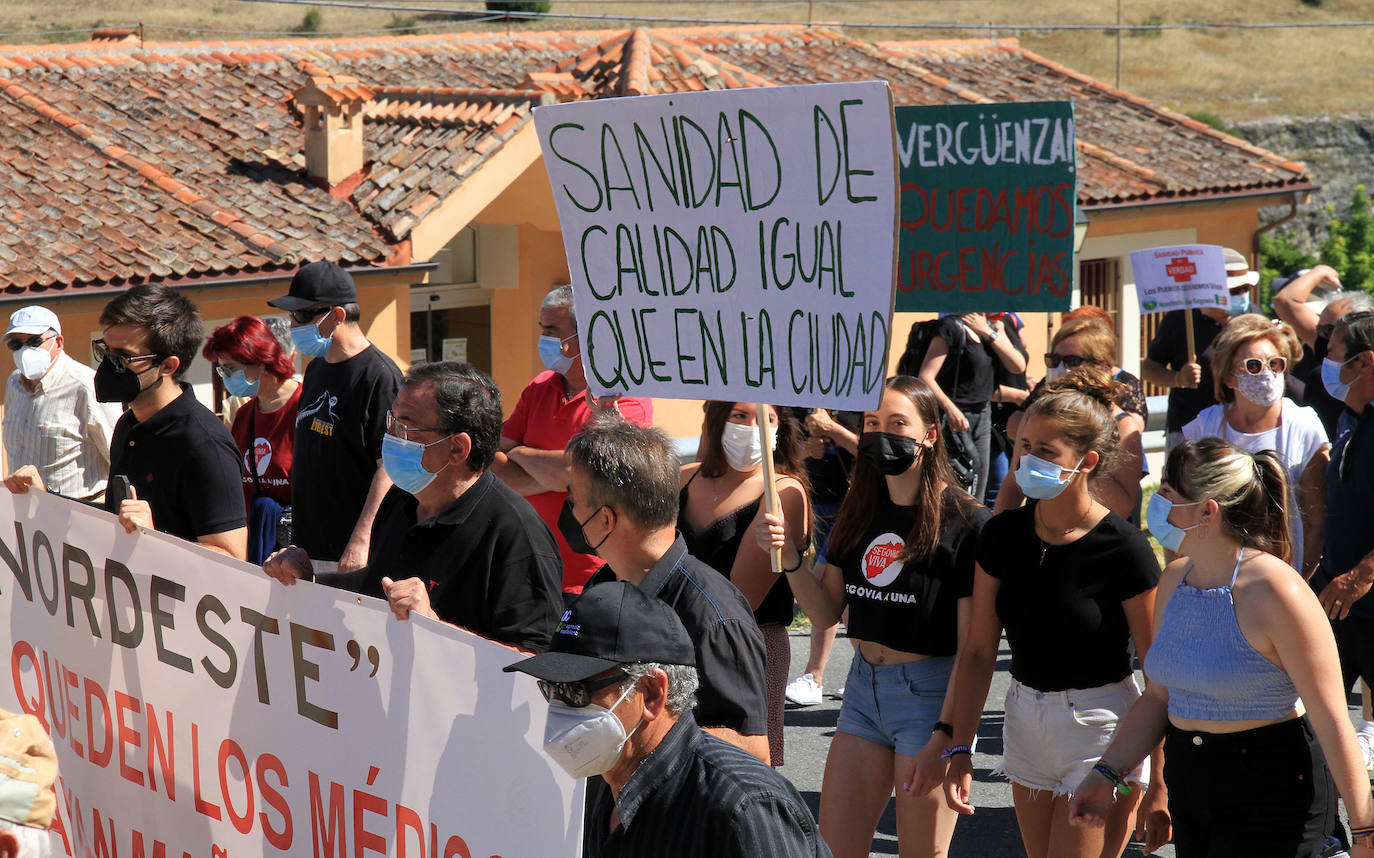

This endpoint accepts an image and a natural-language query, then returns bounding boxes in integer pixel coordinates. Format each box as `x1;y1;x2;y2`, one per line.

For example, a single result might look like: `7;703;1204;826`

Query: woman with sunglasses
679;402;810;766
995;315;1147;522
758;376;990;858
930;367;1167;858
203;315;300;564
1181;316;1329;577
1070;438;1374;858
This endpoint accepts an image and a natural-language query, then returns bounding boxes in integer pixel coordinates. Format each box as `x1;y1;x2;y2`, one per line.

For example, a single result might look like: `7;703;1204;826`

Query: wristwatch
987;329;1000;342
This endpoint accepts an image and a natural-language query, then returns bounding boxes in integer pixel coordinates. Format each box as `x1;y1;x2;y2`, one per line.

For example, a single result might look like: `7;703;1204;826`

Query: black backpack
893;318;978;492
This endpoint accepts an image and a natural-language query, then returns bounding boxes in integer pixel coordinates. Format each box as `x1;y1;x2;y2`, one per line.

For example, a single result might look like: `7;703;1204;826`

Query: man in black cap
505;581;830;858
267;261;402;575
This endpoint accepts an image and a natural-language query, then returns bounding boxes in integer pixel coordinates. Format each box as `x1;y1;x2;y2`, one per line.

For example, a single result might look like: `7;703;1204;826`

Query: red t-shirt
229;385;301;511
502;371;652;593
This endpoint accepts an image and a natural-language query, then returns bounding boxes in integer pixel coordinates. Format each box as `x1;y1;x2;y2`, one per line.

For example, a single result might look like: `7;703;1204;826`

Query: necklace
1034;501;1093;566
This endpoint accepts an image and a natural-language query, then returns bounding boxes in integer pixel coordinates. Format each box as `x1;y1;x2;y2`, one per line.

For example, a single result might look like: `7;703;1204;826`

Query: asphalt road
777;628;1176;858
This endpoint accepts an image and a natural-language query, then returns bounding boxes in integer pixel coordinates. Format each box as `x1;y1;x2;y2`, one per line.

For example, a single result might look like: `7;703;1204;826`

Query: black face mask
94;358;156;404
858;431;919;476
558;498;611;556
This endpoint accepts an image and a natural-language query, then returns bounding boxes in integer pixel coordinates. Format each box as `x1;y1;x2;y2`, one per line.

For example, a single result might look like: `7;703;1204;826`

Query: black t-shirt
588;537;769;735
1315;405;1374;618
107;384;246;542
830;491;990;656
804;410;860;507
935;317;995;411
291;345;402;561
1302;335;1351;442
979;503;1160;691
1145;309;1228;433
343;473;563;651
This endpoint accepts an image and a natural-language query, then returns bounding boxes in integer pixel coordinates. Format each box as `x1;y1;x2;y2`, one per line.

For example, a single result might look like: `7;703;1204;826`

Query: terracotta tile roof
0;25;1310;295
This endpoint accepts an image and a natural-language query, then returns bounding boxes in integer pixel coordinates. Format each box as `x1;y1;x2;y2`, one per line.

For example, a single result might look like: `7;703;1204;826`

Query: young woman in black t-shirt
926;368;1168;858
758;376;990;858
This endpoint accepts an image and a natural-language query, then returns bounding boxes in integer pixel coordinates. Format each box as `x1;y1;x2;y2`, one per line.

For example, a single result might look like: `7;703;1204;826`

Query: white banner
1129;243;1228;314
0;492;582;858
535;81;898;411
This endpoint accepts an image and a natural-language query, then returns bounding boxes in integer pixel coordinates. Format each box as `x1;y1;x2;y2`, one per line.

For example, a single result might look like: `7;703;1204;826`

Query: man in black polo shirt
564;416;769;761
505;581;829;858
94;284;246;557
1313;313;1374;699
264;361;562;651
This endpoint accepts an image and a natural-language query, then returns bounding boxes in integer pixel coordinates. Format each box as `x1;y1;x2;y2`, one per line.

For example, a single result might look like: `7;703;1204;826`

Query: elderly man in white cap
2;305;120;502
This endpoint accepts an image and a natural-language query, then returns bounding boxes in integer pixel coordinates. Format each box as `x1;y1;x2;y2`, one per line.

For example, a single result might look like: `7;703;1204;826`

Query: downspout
1252;190;1301;271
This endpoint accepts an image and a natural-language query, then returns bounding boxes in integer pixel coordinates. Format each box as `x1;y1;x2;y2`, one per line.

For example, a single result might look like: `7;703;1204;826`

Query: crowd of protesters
7;248;1374;857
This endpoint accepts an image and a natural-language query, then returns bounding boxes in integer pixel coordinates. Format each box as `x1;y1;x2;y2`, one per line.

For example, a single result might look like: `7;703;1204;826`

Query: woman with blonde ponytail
1069;438;1374;857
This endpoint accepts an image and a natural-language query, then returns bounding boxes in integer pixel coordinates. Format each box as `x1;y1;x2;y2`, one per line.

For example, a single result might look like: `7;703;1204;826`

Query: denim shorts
834;653;954;756
997;675;1148;796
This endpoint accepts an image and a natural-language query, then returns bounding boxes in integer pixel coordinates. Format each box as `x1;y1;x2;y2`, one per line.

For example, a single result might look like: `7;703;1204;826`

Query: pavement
777;628;1176;858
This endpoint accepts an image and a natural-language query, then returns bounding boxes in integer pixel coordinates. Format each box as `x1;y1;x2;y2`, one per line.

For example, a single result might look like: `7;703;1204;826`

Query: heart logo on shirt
862;535;905;588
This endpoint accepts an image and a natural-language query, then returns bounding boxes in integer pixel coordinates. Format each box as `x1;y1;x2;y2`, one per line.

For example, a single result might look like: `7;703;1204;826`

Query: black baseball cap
504;581;696;683
268;261;357;311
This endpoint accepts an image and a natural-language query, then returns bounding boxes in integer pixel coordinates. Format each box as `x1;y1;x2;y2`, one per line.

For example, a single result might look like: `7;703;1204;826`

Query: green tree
1320;185;1374;291
485;0;552;13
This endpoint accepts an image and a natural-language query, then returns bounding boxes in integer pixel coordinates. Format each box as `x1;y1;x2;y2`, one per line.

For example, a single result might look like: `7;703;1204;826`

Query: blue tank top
1142;553;1299;721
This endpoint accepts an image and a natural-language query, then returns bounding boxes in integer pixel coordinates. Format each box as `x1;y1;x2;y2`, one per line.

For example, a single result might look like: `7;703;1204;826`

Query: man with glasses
504;580;829;858
263;361;562;651
266;261;401;577
1;305;120;502
496;284;652;608
89;285;246;557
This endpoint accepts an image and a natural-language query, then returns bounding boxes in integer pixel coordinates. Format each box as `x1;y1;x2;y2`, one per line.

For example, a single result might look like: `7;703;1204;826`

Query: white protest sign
0;492;582;858
1129;244;1229;314
535;82;898;410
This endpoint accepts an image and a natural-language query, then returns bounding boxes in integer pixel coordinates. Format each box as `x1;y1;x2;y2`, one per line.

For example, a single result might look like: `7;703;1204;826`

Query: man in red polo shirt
496;285;653;605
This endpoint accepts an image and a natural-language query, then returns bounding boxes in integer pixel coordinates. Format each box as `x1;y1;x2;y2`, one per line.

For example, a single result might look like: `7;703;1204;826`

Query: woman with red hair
203;315;300;563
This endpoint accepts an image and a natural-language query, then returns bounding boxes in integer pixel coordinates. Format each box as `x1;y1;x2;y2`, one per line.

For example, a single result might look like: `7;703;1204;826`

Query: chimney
293;68;375;188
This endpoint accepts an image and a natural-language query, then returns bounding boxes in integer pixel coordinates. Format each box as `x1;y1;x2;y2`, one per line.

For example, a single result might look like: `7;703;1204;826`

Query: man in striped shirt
2;305;121;502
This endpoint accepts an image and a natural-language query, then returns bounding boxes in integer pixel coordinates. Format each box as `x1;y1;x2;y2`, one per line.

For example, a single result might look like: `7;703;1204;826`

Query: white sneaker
785;673;824;706
1359;730;1374;771
832;685;845;699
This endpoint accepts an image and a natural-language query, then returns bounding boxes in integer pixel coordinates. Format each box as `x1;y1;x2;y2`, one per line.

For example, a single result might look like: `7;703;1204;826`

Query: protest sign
0;492;582;858
894;101;1077;312
534;82;897;411
1128;244;1229;315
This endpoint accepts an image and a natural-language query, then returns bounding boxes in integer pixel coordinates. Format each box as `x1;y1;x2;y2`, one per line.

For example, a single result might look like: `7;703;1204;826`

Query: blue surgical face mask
1145;493;1204;553
222;369;260;398
1014;452;1084;500
1323;355;1357;402
291;322;332;359
1228;291;1251;316
538;334;576;375
381;432;452;495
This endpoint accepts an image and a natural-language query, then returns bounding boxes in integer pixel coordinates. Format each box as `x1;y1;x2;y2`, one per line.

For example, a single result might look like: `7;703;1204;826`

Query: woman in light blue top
1069;438;1374;857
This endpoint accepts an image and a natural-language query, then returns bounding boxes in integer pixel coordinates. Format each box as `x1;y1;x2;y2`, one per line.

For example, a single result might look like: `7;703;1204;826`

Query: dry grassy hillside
0;0;1369;123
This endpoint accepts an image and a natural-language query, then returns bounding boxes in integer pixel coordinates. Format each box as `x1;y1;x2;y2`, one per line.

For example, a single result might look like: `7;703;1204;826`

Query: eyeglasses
1043;353;1102;370
385;410;450;442
214;364;246;379
536;671;628;708
289;306;332;325
5;334;51;352
1238;356;1287;375
91;339;165;372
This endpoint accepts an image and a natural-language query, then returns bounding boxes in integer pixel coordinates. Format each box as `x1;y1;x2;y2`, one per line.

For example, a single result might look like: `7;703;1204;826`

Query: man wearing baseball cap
505;581;829;858
266;261;401;575
2;305;121;502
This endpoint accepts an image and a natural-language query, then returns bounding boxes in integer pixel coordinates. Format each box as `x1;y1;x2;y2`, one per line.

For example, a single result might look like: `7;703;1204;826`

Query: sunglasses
214;364;246;379
536;670;628;708
1238;356;1287;375
5;334;51;352
1317;324;1336;342
289;306;333;325
91;339;165;372
1043;353;1102;370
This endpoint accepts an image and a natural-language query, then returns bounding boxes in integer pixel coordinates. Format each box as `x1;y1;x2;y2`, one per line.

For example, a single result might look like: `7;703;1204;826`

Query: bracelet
1349;824;1374;838
932;720;955;739
1091;761;1133;797
781;551;805;574
939;744;972;759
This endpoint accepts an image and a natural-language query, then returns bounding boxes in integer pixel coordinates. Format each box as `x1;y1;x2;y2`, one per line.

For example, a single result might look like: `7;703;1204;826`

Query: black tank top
678;474;795;627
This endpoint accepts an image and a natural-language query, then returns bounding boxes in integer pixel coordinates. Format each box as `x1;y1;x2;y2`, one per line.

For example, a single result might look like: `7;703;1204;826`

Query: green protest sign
533;82;898;411
894;101;1076;312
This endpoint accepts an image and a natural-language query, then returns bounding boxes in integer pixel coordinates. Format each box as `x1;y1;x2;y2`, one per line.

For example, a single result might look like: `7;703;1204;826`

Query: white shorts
996;675;1149;797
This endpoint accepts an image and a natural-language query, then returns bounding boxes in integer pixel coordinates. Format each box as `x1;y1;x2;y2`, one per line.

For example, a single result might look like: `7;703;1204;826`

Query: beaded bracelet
1092;761;1133;797
940;744;972;759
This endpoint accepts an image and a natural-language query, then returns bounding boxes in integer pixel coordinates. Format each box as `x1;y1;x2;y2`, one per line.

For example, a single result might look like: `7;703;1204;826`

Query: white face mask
720;420;778;472
1235;368;1285;407
13;345;52;381
542;682;641;779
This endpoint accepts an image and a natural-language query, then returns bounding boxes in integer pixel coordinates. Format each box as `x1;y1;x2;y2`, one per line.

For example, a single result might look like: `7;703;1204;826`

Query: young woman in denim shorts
1069;438;1374;857
932;367;1168;858
758;376;990;858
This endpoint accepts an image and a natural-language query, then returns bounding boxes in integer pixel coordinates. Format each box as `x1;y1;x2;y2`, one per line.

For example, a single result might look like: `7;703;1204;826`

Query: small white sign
1129;244;1228;315
442;337;468;363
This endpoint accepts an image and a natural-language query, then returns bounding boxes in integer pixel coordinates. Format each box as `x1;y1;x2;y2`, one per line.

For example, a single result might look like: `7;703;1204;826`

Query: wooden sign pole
756;403;783;574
